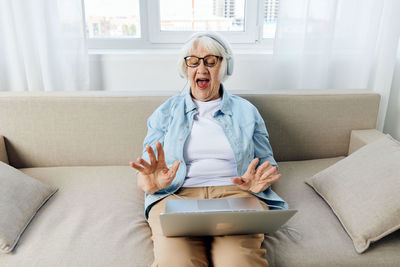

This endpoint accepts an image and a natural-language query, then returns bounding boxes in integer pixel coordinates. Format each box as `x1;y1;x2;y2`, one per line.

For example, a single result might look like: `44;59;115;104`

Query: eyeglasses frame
184;55;223;68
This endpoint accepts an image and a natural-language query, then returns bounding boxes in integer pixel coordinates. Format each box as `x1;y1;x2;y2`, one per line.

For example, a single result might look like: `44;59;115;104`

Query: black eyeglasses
184;55;222;67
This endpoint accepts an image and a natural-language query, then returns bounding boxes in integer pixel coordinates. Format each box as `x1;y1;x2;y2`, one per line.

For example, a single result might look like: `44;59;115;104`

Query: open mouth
196;78;210;89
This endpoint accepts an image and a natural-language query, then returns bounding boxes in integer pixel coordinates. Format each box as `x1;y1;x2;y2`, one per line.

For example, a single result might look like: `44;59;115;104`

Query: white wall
89;48;400;139
88;51;280;93
384;40;400;140
88;50;369;93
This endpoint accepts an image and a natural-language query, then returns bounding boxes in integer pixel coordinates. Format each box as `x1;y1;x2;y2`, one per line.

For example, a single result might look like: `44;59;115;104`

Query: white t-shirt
182;98;237;187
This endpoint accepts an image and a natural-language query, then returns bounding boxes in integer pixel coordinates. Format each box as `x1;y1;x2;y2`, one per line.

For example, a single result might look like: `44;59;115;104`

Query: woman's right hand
130;141;181;194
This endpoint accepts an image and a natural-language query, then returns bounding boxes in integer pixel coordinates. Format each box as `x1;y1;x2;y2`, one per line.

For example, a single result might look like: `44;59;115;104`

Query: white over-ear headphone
184;32;234;76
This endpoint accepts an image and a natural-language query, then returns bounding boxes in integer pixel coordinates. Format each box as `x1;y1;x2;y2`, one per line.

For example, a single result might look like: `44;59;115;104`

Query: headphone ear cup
225;55;233;76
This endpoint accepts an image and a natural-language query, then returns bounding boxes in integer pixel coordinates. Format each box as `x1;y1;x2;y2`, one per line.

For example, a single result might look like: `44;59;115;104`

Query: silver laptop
160;197;297;237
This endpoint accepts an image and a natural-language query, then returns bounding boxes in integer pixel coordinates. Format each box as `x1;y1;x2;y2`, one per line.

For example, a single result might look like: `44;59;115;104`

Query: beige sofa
0;90;399;267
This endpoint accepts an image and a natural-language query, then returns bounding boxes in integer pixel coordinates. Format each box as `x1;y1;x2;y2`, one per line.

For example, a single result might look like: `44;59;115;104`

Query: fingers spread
130;162;144;172
146;145;157;168
256;161;271;176
267;174;282;184
247;158;259;174
137;157;151;169
168;160;181;178
261;166;277;180
156;141;165;164
260;174;281;189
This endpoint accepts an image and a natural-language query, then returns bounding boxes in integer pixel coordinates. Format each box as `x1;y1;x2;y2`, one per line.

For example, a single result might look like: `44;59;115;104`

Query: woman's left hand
232;158;282;194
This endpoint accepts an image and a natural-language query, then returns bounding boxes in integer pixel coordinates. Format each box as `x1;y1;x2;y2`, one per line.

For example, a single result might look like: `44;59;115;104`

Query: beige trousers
148;185;270;267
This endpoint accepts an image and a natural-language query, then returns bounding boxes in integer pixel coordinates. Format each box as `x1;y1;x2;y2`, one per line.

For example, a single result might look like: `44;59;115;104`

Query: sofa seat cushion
1;161;399;267
0;166;153;267
265;157;400;267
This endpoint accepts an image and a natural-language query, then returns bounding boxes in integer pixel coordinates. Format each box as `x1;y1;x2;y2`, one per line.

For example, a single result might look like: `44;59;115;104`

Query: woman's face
186;44;222;102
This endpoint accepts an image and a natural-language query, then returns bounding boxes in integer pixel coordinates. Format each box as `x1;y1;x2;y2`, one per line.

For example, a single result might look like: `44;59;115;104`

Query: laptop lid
165;197;264;213
160;198;297;237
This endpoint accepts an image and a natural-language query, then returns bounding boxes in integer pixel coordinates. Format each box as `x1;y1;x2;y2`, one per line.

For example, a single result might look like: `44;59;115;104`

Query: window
84;0;141;38
159;0;245;32
84;0;280;49
263;0;279;39
148;0;258;43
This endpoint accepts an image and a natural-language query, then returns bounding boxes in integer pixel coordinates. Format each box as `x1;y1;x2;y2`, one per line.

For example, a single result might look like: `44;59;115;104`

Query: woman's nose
196;60;208;73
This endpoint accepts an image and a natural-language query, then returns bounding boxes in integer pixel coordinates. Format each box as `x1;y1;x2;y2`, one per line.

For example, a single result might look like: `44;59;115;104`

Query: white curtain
271;0;400;131
0;0;89;91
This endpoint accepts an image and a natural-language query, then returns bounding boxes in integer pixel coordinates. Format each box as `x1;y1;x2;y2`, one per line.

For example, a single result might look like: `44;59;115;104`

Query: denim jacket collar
184;84;232;115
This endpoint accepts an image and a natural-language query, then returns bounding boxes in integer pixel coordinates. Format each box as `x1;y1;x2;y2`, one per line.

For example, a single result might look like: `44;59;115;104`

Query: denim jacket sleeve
141;97;175;163
250;107;288;210
252;109;278;169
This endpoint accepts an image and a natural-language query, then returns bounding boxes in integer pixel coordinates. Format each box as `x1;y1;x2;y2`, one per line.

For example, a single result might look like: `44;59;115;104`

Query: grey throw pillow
305;134;400;253
0;162;57;253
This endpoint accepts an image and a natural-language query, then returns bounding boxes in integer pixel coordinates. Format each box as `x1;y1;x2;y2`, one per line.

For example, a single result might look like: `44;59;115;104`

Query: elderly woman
130;32;288;267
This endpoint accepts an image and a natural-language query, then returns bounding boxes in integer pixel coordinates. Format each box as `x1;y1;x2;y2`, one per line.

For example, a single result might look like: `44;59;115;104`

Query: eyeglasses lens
186;57;200;67
204;56;217;66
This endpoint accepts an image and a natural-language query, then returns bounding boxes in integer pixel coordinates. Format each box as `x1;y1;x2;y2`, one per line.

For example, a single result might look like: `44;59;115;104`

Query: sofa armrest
348;129;387;155
0;135;9;164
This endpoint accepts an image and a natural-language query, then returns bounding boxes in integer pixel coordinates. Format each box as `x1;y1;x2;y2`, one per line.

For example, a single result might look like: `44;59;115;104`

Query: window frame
85;0;273;50
148;0;259;44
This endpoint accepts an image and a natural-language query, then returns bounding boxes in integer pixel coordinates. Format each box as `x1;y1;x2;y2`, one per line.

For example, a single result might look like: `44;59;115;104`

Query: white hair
177;33;232;82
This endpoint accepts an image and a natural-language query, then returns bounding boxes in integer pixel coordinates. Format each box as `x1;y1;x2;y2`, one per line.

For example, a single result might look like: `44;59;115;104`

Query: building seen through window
84;0;279;39
84;0;141;38
159;0;245;32
264;0;279;38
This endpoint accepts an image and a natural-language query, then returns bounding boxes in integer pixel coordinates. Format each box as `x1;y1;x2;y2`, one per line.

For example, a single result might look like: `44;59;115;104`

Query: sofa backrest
0;90;380;168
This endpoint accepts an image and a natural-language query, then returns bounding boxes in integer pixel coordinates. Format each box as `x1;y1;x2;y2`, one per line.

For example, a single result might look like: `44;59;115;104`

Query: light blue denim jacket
142;85;288;219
